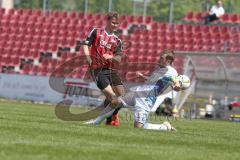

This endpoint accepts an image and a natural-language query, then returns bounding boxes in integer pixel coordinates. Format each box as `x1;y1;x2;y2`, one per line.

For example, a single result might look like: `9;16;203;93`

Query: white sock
92;106;115;125
143;123;168;131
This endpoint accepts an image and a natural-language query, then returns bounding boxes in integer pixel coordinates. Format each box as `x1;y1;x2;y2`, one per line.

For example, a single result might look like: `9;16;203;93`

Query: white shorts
134;108;149;125
120;92;150;125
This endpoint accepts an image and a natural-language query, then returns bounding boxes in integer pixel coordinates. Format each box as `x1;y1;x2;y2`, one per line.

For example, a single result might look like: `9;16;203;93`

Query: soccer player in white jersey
136;50;178;112
84;51;191;131
85;74;190;131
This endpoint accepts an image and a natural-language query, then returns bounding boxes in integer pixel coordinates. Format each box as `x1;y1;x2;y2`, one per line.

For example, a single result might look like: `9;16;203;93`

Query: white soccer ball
177;75;191;90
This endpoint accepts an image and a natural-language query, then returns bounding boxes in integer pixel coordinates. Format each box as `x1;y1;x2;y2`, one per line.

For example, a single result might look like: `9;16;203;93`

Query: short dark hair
161;50;175;64
106;12;119;21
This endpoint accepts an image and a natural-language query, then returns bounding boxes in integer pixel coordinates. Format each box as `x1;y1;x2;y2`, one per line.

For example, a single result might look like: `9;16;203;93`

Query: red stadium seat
78;12;85;19
86;13;94;20
49;59;58;68
32;10;42;16
211;26;220;34
29;51;40;59
175;24;184;33
128;15;135;23
229;14;239;23
7;8;15;15
0;8;6;15
11;57;20;66
69;11;77;19
229;46;239;53
39;43;49;51
221;14;230;23
41;58;49;67
136;16;144;24
21;64;32;74
1;56;11;66
192;25;201;33
120;15;127;22
219;26;229;34
184;12;194;21
39;66;48;76
29;66;39;75
200;25;210;33
120;20;128;29
192;12;203;22
49;44;58;52
60;11;68;18
145;16;153;24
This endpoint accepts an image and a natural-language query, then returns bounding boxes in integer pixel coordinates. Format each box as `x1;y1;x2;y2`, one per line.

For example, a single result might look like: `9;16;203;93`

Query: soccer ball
177;75;191;90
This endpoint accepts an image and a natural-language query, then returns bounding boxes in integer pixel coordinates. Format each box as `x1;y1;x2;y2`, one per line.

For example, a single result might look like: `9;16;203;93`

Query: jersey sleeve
84;28;97;46
165;66;178;77
169;76;178;83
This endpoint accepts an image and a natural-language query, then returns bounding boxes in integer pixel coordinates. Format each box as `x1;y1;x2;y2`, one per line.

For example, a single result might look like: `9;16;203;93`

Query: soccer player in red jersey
82;12;125;126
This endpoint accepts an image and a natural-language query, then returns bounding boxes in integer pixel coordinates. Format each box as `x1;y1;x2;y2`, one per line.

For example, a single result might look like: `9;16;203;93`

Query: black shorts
204;14;219;24
91;68;123;90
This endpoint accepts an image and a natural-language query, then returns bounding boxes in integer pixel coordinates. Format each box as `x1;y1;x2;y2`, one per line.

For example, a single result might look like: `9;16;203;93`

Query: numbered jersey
84;28;122;70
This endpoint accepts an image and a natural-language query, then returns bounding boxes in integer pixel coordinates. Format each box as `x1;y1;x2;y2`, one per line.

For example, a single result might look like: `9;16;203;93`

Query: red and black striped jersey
84;28;123;70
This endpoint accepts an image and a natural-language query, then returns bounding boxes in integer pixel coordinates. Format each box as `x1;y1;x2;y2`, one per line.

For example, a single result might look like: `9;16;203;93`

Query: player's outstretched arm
136;71;149;80
83;45;92;65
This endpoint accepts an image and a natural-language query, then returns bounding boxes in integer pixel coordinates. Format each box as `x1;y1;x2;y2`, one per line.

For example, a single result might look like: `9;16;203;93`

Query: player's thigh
102;85;117;100
92;69;111;90
112;85;125;96
109;72;124;93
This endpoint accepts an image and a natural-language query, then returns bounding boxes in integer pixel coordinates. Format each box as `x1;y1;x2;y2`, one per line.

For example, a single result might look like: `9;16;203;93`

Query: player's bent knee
110;98;121;108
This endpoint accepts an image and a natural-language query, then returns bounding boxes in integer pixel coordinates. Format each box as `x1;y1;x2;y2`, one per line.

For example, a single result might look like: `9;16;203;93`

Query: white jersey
121;66;178;112
130;65;178;92
148;65;178;83
210;5;225;17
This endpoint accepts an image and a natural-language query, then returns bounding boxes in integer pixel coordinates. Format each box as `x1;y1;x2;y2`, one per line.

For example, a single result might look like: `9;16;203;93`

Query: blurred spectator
204;0;225;24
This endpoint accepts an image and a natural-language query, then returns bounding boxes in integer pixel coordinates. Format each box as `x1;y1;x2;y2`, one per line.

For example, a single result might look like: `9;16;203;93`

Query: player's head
216;0;223;6
106;12;120;32
158;50;175;67
177;75;191;90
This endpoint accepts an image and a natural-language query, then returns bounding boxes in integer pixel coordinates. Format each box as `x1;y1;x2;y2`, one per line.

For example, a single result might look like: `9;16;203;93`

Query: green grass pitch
0;100;240;160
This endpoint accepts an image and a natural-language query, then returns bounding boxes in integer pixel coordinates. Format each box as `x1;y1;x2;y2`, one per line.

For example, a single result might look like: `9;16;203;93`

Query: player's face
158;55;170;67
217;0;222;6
107;17;119;31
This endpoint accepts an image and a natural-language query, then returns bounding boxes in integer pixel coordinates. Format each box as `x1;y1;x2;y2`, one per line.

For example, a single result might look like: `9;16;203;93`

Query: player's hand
173;80;181;91
103;54;113;60
136;71;143;77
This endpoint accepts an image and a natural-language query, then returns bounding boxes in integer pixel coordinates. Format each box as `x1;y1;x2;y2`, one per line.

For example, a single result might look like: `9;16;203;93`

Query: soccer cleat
105;114;120;126
163;121;177;131
110;114;120;126
105;117;112;125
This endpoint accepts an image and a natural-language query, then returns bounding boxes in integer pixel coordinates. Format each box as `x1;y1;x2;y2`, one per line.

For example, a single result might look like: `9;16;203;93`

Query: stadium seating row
0;8;239;82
